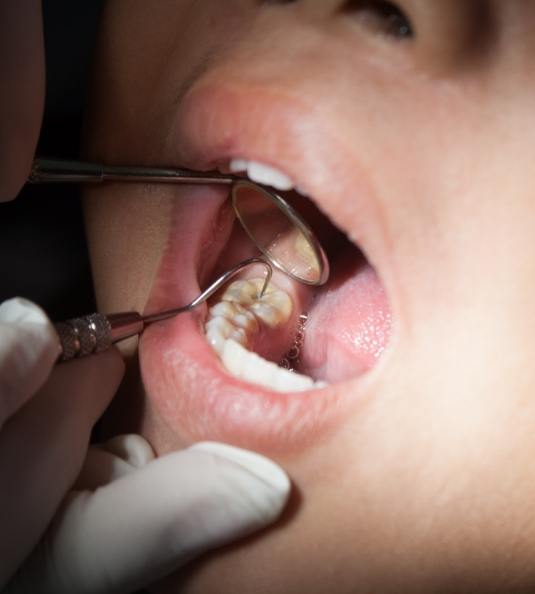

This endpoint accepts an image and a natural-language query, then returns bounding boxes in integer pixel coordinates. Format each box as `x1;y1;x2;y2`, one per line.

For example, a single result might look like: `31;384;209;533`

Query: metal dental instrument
31;157;331;361
54;258;272;362
30;157;330;286
231;180;329;286
29;157;240;185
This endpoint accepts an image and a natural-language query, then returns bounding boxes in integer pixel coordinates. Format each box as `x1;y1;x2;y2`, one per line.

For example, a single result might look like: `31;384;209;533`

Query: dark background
2;6;151;591
0;1;104;319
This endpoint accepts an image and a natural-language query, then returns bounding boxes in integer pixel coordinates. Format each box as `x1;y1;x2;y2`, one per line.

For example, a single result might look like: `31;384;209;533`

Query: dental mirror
29;157;330;286
231;180;330;286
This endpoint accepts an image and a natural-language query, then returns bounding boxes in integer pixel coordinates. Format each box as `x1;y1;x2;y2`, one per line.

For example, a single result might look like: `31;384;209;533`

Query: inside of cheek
206;192;391;385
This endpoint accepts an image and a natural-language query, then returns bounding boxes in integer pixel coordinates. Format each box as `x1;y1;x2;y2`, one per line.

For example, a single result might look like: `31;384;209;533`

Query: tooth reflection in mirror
231;181;330;286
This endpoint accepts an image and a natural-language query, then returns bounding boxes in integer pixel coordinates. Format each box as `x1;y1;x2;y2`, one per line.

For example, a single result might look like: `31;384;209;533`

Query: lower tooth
205;278;325;392
250;302;287;328
205;317;235;355
229;327;248;346
222;340;326;393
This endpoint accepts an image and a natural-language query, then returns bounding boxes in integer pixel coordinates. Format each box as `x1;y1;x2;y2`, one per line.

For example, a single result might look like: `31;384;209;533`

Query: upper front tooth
230;158;295;191
248;161;294;190
229;158;249;173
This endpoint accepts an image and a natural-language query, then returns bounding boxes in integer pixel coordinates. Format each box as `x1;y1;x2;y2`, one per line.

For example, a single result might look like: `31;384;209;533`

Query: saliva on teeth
205;278;326;393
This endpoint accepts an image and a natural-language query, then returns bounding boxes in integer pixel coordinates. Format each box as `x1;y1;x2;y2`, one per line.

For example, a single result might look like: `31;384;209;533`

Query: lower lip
138;178;385;454
140;310;365;454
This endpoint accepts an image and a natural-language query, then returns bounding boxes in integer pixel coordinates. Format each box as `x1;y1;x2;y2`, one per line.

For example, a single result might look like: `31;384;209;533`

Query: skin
84;1;535;591
0;0;44;201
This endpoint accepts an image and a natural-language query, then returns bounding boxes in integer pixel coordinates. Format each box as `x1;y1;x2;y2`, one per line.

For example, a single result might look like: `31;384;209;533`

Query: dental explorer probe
29;158;241;185
54;258;272;363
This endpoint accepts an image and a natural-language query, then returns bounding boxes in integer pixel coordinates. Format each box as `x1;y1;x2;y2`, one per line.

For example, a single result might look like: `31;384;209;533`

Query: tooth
206;278;301;388
205;317;236;354
229;327;248;347
222;339;326;393
209;301;259;333
205;316;235;335
295;232;320;277
250;301;289;328
247;161;295;191
230;158;295;191
221;279;293;327
221;279;261;306
260;289;292;316
229;158;249;173
209;301;239;319
233;311;259;333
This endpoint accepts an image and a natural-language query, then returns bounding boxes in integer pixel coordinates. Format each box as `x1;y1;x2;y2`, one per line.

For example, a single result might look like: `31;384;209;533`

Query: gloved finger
10;442;290;594
0;0;45;201
76;434;156;488
0;349;124;589
0;298;59;429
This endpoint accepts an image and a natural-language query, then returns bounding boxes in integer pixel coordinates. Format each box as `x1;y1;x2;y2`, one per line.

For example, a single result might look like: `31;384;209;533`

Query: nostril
343;0;414;40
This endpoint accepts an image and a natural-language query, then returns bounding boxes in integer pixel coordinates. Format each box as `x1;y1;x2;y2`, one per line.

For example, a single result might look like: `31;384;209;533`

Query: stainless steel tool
54;258;272;362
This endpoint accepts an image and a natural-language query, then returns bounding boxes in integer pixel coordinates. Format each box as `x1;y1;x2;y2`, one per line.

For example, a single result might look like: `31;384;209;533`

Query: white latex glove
1;298;291;594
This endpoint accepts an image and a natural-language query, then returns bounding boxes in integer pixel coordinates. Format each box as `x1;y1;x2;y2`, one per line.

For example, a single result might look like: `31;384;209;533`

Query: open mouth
206;160;390;390
139;84;392;454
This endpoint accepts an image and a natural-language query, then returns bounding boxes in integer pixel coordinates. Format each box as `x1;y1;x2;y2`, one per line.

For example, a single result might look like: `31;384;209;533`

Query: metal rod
54;258;272;362
29;158;239;185
141;258;272;324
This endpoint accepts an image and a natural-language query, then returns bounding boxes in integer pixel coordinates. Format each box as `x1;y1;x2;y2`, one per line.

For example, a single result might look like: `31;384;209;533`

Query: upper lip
171;82;387;266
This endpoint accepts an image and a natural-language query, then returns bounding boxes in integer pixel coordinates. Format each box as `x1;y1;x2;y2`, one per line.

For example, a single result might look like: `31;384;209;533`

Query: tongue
299;251;391;383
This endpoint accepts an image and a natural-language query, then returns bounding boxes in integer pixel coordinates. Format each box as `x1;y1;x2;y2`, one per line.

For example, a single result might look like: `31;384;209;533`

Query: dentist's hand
1;298;291;594
0;1;45;202
1;5;290;590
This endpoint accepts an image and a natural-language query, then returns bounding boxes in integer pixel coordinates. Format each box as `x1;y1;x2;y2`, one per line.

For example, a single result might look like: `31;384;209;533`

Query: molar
209;301;259;334
221;279;263;306
205;317;245;354
204;278;326;392
250;293;292;328
205;278;293;355
222;339;326;393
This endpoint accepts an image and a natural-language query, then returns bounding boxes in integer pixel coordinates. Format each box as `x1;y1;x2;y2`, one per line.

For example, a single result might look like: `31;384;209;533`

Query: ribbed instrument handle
54;312;144;362
54;314;113;362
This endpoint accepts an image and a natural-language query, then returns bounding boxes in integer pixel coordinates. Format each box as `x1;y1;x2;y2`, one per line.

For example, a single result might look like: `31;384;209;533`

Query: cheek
86;0;257;157
83;187;174;315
